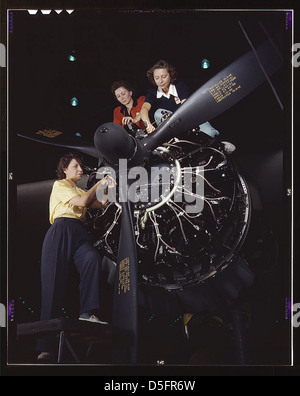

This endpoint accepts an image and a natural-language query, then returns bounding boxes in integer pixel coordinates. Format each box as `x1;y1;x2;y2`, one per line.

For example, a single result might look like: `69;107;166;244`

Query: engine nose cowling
94;122;147;167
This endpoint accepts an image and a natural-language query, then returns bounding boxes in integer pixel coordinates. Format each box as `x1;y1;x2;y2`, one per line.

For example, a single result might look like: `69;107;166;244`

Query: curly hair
111;80;134;97
56;152;83;180
146;60;177;86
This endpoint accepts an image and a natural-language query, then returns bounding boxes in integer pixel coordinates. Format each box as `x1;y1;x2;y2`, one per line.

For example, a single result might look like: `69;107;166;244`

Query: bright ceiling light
70;97;79;107
201;59;210;69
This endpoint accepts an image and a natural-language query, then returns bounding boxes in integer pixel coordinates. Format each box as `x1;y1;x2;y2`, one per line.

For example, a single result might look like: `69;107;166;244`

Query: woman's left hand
122;116;134;125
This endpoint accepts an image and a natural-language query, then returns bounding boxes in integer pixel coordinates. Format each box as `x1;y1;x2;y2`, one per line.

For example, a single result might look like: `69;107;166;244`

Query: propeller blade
17;132;102;160
142;38;283;151
112;189;138;364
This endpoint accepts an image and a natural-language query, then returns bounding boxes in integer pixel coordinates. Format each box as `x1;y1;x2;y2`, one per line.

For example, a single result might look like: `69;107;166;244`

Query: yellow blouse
49;179;87;224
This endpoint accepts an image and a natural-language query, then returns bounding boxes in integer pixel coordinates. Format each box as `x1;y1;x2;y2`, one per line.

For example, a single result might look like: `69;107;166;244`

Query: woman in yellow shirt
37;152;116;360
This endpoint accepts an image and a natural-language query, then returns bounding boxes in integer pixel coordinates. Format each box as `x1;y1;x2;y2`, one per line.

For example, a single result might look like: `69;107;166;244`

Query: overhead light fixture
70;97;79;107
66;10;74;14
201;59;210;69
55;10;63;14
68;50;77;62
28;10;38;15
41;10;52;15
68;55;76;62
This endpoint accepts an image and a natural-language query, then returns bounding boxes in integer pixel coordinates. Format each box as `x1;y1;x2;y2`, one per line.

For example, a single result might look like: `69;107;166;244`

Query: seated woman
111;80;146;131
37;152;116;361
140;59;220;138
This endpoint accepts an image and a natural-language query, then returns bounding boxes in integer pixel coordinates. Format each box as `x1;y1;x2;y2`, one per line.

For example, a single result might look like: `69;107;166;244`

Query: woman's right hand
98;175;117;188
146;123;155;134
140;102;154;134
97;177;109;189
106;175;117;188
97;175;116;188
122;116;134;125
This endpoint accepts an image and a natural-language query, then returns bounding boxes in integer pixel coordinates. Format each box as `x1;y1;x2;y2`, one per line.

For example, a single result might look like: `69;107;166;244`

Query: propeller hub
94;122;147;167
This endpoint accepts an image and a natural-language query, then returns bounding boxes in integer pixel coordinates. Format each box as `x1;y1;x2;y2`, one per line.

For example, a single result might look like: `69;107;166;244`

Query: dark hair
111;80;134;97
56;152;83;180
146;60;177;86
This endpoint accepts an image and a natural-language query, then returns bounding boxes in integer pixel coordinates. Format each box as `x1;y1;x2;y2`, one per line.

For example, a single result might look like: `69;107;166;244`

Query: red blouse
113;96;146;130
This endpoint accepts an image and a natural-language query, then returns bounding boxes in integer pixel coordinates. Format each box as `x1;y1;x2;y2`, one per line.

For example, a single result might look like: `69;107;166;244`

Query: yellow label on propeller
118;257;130;294
36;129;63;138
209;73;241;103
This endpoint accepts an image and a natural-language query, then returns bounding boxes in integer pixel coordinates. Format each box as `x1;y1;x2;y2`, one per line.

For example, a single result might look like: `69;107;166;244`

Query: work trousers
37;217;102;351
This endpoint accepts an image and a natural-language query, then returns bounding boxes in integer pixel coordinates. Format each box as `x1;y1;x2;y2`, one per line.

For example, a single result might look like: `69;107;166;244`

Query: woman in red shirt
111;80;146;130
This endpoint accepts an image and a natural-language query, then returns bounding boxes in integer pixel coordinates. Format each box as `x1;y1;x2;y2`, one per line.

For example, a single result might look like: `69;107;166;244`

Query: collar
157;84;178;99
120;98;138;115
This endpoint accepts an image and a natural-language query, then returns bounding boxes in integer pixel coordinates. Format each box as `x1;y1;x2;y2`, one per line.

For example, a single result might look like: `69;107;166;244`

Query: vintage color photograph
2;6;297;376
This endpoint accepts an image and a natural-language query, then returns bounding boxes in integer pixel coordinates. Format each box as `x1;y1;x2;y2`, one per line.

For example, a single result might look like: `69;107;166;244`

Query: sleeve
136;96;146;111
113;106;123;125
177;81;190;101
52;180;81;205
145;89;157;106
135;97;147;129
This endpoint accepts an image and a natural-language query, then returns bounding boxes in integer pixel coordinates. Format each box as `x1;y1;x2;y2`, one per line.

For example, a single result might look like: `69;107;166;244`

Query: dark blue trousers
37;217;102;352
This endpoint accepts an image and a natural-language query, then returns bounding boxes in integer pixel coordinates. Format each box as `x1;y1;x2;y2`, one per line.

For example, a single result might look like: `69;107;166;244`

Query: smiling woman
140;59;221;141
140;60;189;133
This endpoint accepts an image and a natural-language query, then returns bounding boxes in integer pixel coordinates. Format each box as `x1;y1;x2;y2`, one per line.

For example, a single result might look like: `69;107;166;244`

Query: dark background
9;9;290;184
1;4;299;375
